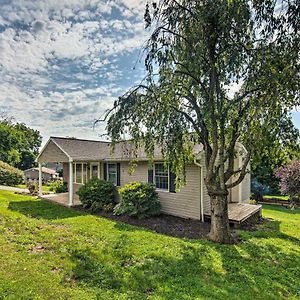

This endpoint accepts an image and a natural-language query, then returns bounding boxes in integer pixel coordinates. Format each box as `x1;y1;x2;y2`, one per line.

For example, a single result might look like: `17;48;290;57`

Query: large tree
102;0;299;243
0;116;42;170
251;113;300;193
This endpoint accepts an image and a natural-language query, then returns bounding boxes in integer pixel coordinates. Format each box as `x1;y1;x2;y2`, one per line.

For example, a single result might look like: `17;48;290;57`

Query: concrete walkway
40;193;81;207
0;185;29;193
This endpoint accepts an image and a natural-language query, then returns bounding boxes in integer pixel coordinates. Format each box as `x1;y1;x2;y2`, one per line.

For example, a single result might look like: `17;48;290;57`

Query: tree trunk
208;192;233;244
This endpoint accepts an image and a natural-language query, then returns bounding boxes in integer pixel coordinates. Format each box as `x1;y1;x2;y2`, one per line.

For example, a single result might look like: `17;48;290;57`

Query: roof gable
37;139;70;163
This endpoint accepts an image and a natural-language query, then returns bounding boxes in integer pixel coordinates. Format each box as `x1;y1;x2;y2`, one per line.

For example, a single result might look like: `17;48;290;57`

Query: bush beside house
49;179;68;193
77;178;116;212
0;160;24;186
114;182;161;219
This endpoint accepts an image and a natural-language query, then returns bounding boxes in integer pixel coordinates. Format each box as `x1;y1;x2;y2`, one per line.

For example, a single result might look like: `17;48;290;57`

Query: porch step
205;203;262;224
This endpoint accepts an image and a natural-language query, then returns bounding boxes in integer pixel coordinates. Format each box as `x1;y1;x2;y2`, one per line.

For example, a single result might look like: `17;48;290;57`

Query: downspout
194;159;204;222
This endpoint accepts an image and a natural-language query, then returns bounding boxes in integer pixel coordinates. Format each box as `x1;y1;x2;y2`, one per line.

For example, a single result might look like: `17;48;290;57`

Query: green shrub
251;178;271;202
0;160;24;186
77;178;116;212
26;180;38;195
49;179;68;193
114;182;161;219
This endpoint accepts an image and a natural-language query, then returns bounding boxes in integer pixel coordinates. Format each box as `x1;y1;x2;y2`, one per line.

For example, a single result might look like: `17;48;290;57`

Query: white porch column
38;162;42;196
68;161;74;206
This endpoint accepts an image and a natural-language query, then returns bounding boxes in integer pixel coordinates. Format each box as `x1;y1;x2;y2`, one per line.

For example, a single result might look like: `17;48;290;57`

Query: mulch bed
75;205;211;239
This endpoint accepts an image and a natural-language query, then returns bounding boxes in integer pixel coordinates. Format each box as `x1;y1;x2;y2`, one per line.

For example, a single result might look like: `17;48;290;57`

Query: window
73;163;88;184
107;163;117;185
154;163;169;190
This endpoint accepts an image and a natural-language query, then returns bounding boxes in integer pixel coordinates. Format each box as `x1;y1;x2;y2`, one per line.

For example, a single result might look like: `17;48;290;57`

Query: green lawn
0;191;299;299
264;195;289;201
16;184;52;192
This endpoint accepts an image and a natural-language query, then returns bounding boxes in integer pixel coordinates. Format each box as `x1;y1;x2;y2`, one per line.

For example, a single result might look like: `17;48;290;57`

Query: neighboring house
24;167;57;182
37;137;259;222
44;162;63;173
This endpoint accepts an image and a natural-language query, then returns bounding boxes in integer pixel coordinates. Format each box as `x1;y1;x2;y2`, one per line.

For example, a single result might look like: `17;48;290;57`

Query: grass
264;195;289;201
0;190;299;299
16;184;52;192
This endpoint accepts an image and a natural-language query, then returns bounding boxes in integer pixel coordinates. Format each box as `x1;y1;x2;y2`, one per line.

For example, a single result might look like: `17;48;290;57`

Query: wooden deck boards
206;203;262;223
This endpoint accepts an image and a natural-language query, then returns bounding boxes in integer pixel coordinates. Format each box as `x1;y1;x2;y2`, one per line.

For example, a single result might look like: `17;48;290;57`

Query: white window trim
154;163;169;191
74;162;88;184
107;163;118;185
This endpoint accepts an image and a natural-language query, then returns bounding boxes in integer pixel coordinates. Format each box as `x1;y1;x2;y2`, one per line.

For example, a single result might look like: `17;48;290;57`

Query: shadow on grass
239;221;300;250
263;204;300;214
8;200;84;220
67;227;300;300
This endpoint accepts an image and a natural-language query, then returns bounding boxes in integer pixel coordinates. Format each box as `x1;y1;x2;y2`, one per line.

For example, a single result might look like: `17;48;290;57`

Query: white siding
241;171;251;203
120;162;148;186
229;155;251;203
120;161;202;220
230;156;240;203
201;157;211;215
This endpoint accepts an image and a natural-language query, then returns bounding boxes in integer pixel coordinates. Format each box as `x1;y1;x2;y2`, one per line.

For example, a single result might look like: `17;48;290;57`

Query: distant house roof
25;167;57;175
37;136;203;163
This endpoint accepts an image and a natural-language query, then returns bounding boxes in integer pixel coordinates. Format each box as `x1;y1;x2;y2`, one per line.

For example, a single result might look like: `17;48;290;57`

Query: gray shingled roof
51;137;111;161
40;136;203;162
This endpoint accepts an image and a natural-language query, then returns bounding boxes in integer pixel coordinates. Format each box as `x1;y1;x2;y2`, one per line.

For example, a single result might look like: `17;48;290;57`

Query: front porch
36;137;109;207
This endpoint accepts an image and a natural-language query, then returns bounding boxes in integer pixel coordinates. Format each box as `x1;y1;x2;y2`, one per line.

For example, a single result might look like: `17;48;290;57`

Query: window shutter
148;169;153;184
169;170;176;193
103;163;107;180
117;163;121;186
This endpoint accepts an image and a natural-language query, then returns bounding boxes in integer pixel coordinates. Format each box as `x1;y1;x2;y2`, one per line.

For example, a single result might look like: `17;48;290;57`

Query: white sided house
37;137;260;224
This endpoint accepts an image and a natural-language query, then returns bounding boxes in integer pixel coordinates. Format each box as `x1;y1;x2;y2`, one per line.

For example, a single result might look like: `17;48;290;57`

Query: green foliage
0;190;300;299
114;182;161;218
251;113;300;193
102;203;115;212
49;179;68;193
103;1;299;193
26;180;38;195
251;178;272;202
0;160;24;186
102;0;300;242
0;117;42;170
275;160;300;205
77;178;116;212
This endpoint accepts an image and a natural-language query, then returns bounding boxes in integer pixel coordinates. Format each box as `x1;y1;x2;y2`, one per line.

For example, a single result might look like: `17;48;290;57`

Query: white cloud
0;0;149;145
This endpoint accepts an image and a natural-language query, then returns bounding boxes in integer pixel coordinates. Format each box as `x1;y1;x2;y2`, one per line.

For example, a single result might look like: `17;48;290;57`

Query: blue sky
0;0;148;144
0;0;299;146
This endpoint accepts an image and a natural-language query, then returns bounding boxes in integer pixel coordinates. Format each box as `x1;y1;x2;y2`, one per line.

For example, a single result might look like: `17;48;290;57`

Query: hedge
0;160;24;186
